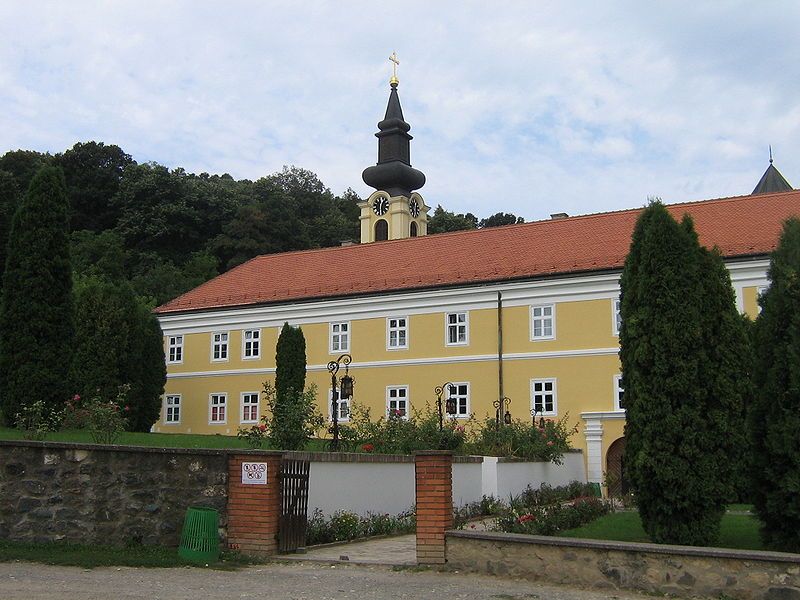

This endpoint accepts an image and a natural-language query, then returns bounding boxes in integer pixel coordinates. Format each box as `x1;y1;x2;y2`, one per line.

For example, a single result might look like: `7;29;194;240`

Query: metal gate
278;459;311;552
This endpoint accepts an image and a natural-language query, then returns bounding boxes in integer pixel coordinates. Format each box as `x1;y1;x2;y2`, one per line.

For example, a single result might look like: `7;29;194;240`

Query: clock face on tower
373;196;389;216
409;198;420;218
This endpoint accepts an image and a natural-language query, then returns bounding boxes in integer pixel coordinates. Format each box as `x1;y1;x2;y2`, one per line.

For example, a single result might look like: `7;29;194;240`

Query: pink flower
546;441;554;446
72;394;81;402
258;424;267;432
124;405;130;412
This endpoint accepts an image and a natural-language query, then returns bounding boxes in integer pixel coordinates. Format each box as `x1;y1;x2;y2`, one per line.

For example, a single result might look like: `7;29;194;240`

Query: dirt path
0;560;649;600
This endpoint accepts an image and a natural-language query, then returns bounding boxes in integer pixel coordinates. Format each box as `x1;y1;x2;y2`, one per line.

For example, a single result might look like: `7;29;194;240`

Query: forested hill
0;142;523;306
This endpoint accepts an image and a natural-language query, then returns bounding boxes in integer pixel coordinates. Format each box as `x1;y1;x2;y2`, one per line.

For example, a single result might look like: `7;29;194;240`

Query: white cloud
0;0;798;220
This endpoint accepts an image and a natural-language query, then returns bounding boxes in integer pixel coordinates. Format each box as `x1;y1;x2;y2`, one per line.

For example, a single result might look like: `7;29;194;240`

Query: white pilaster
583;417;604;484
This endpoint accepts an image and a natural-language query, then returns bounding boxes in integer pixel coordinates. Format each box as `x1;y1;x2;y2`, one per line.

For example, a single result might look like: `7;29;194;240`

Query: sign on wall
241;462;268;485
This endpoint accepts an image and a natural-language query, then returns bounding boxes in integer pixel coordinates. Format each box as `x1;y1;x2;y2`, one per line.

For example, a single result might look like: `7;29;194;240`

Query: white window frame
531;378;557;416
209;393;227;424
329;390;351;422
241;391;260;424
612;297;622;336
211;331;229;362
330;321;350;354
167;335;183;364
386;385;410;419
242;329;261;360
449;382;470;418
613;374;625;412
445;312;469;346
164;395;181;424
530;304;555;340
387;316;409;350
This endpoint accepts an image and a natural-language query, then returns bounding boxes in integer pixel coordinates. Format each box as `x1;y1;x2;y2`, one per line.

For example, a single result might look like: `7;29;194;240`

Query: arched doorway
410;221;418;237
605;437;628;498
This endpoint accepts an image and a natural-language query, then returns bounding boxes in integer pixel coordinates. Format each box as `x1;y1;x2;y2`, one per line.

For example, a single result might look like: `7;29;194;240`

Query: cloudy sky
2;1;798;221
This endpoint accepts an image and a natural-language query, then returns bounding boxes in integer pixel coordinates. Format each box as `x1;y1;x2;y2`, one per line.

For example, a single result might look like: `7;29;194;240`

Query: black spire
362;82;426;197
752;148;793;195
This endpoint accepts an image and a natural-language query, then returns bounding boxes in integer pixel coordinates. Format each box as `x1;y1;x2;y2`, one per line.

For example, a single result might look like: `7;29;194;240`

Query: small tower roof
753;149;793;195
362;79;426;198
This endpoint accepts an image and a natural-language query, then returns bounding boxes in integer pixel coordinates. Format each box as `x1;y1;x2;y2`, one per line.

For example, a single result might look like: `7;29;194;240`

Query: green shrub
305;508;415;545
339;402;470;454
494;496;611;536
248;382;323;451
65;385;131;444
469;414;576;463
15;400;63;440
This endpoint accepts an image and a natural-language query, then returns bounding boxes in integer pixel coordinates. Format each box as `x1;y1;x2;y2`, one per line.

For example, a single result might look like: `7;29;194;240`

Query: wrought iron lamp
493;396;512;428
530;406;546;429
435;382;457;431
327;353;353;451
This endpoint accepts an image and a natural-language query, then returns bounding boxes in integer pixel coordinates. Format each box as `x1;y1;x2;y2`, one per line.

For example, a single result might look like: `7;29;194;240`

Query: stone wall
0;441;228;547
446;530;800;600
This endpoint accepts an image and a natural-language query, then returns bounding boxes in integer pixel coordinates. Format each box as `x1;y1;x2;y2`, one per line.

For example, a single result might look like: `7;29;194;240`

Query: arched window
375;219;388;241
410;222;418;237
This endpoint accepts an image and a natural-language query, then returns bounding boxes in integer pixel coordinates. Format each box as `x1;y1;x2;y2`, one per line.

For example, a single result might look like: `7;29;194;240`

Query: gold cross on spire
389;51;399;85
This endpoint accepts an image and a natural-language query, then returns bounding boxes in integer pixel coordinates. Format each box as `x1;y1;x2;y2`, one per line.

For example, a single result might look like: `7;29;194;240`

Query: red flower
124;405;130;412
361;443;375;452
258;424;267;432
72;394;81;402
517;514;535;523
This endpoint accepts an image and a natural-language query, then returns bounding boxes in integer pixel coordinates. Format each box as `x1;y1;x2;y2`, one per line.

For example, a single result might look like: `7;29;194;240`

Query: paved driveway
0;560;650;600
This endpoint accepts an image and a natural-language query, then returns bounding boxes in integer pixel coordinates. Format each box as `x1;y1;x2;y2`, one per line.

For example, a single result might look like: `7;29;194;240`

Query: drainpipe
497;291;504;421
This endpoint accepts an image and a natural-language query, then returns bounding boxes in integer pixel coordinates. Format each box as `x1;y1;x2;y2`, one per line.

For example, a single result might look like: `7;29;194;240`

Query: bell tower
360;53;428;243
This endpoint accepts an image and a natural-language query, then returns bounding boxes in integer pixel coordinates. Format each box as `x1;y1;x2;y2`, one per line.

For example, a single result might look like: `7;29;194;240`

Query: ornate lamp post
531;407;546;428
434;382;458;431
493;396;512;429
327;353;353;451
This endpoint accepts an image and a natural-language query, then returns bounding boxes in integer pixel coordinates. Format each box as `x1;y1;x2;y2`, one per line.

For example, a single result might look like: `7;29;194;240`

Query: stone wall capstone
446;530;800;600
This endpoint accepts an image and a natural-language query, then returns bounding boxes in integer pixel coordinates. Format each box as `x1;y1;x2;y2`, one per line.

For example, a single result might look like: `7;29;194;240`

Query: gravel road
0;560;650;600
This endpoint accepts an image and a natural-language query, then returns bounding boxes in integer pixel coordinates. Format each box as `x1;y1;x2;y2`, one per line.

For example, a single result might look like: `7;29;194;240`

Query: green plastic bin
178;506;220;563
589;482;602;498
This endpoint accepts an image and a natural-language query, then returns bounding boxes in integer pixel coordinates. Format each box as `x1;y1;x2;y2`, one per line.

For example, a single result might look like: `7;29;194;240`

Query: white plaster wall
306;453;585;516
495;453;586;501
452;462;482;507
307;462;415;516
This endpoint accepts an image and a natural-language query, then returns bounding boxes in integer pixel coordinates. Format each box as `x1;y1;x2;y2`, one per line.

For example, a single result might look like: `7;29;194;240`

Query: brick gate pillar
227;452;283;556
414;450;453;565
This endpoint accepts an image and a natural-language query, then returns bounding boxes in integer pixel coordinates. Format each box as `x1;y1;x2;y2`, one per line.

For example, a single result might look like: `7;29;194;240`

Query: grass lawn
558;510;764;551
0;427;329;451
0;539;260;569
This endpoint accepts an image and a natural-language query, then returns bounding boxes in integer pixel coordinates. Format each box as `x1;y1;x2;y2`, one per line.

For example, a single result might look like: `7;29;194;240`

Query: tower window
375;219;388;241
410;222;418;237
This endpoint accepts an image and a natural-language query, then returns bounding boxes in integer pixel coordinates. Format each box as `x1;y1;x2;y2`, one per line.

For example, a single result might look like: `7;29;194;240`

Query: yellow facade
156;263;769;483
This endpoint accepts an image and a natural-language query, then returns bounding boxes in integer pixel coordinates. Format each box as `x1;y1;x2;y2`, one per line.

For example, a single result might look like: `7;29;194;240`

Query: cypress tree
620;201;742;545
275;322;307;400
127;299;166;432
0;171;20;283
69;276;165;432
0;166;74;424
272;322;308;449
751;218;800;552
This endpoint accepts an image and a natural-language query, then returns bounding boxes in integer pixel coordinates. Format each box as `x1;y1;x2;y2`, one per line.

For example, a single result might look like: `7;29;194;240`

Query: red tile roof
155;190;800;314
